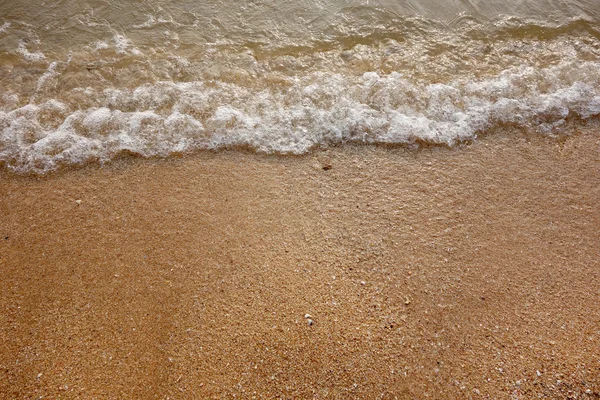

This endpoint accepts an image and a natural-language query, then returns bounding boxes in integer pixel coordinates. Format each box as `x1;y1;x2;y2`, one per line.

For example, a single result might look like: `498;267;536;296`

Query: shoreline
1;131;599;398
1;118;595;178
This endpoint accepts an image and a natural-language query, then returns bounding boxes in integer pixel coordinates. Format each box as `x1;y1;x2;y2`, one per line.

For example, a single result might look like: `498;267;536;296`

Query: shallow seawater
1;0;600;173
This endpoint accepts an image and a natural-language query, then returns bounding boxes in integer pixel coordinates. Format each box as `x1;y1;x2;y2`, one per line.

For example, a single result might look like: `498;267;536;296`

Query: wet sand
1;130;599;398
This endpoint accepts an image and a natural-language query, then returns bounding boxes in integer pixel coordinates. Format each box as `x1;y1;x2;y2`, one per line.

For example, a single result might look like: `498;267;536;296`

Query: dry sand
1;130;599;399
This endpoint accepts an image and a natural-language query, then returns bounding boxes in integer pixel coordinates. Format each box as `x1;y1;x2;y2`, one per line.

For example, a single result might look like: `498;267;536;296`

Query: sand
1;130;599;399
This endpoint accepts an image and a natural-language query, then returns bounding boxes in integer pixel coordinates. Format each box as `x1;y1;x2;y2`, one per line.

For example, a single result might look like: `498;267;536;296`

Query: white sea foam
113;34;141;56
1;60;600;174
0;22;10;34
34;62;60;93
16;41;46;62
93;41;109;51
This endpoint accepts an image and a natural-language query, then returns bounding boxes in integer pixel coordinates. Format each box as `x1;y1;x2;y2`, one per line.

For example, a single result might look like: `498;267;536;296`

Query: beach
2;0;600;397
1;129;599;398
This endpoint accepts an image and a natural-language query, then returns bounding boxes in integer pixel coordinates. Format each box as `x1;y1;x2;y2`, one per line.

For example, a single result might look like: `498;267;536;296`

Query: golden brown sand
1;131;599;398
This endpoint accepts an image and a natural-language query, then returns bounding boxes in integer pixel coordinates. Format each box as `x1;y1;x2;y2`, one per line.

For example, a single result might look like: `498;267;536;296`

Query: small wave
1;60;599;174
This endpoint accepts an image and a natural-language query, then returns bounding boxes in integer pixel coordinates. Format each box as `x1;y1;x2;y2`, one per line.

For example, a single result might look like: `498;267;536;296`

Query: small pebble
304;314;312;319
75;199;82;205
536;370;542;377
307;319;314;326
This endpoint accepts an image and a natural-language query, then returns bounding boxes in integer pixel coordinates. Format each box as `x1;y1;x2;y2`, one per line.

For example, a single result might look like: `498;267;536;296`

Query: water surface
1;0;600;173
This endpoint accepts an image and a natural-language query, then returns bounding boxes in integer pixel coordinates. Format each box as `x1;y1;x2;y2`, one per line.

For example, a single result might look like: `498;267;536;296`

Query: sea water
1;0;599;173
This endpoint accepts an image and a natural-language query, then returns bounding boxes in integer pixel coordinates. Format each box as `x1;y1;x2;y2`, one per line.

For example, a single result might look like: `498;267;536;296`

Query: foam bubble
93;41;109;51
16;41;46;62
35;62;60;93
0;22;10;34
113;34;141;56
